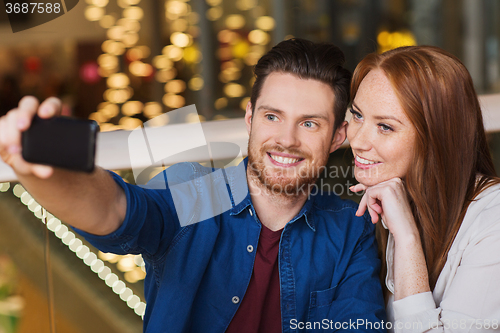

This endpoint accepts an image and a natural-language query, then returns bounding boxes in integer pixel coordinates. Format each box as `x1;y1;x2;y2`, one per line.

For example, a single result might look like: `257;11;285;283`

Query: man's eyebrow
257;105;284;114
257;105;329;121
351;102;403;124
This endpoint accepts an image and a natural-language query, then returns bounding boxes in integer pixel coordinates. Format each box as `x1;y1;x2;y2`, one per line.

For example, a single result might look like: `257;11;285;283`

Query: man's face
245;72;346;197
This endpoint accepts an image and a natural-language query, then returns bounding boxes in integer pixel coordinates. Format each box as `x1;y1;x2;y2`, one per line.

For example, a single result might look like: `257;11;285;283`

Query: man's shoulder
311;192;372;236
145;162;214;188
312;191;360;213
149;161;247;185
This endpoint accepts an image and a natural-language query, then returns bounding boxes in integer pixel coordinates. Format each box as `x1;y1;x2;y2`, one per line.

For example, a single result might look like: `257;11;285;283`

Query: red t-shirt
225;224;283;333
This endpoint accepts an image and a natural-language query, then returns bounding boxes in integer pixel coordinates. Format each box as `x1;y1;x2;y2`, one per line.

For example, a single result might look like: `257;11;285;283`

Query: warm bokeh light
162;93;185;108
206;6;223;21
377;30;417;52
206;0;222;6
155;68;177;82
129;61;153;77
119;116;143;130
99;14;116;29
118;18;141;32
240;97;250;110
107;73;130;89
225;14;245;30
162;45;184;61
98;54;118;69
123;32;140;47
123;6;144;20
145;114;170;127
218;29;238;44
255;16;275;31
183;45;201;63
101;40;126;55
188;75;204;91
88;112;107;123
93;0;109;7
185;113;206;123
224;83;246;98
166;0;188;15
153;55;174;69
171;18;188;32
107;26;126;40
248;29;269;45
232;40;250;58
122;101;144;116
99;102;120;118
104;88;133;104
187;11;199;25
143;102;163;118
165;79;186;94
214;97;228;110
236;0;256;11
85;6;105;21
170;32;191;48
213;114;229;121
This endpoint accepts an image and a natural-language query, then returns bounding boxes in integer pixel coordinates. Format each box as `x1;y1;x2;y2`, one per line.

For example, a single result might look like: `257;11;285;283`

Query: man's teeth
270;154;299;164
355;156;377;165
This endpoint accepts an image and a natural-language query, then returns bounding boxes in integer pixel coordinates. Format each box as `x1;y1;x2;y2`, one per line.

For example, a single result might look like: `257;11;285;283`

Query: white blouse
386;183;500;332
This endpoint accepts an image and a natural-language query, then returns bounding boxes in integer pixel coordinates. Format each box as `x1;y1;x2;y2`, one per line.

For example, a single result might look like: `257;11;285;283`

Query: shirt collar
228;157;317;232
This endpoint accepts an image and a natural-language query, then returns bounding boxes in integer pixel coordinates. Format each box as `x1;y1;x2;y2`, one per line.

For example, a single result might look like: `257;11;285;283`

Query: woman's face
347;69;417;186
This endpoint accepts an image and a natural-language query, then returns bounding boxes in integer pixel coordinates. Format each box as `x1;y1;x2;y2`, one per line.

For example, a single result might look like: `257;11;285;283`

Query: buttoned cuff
393;291;436;319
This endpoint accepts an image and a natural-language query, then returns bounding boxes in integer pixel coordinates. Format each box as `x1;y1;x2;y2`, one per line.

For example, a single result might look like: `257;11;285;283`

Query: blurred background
0;0;499;332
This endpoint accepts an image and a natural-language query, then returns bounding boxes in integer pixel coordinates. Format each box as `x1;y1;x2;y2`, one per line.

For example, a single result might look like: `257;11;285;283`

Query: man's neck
247;172;309;231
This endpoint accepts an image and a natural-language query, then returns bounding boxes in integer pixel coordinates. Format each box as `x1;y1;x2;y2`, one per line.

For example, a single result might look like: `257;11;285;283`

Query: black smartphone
21;116;100;173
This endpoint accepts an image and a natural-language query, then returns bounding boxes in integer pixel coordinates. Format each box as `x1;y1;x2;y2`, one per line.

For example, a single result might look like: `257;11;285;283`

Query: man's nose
274;123;299;148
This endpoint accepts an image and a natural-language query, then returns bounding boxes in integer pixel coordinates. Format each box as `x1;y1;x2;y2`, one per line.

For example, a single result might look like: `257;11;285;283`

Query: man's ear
245;101;253;135
330;121;347;153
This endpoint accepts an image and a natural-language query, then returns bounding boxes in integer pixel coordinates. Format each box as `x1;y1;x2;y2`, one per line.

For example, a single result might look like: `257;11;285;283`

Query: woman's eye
266;114;278;121
379;124;393;132
349;108;362;120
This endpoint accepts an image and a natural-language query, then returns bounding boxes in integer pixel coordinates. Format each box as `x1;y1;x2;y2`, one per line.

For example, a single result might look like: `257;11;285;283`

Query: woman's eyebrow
352;101;403;124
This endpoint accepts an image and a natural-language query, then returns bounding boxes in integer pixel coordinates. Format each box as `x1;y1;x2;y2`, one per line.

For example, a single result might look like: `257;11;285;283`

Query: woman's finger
356;192;368;217
350;183;367;193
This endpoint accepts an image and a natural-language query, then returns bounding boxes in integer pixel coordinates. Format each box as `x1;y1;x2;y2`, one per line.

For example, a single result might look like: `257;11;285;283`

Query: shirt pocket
307;285;338;324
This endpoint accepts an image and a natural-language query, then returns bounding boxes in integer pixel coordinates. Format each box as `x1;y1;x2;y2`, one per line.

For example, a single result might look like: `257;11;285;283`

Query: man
0;39;385;332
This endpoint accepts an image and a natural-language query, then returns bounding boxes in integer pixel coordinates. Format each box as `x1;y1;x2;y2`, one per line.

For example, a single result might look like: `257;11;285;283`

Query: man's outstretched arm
0;96;126;235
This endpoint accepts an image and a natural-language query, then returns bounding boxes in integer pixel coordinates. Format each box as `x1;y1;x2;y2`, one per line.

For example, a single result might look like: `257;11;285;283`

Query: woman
348;45;500;332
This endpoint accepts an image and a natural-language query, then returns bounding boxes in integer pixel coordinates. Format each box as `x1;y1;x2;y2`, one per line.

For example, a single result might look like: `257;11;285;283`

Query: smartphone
21;116;100;173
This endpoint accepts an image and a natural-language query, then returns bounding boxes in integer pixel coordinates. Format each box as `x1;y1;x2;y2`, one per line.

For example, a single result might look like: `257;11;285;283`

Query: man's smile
267;152;304;167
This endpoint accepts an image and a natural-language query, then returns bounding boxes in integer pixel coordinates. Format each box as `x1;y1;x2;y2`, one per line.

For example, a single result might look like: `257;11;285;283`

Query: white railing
1;93;500;183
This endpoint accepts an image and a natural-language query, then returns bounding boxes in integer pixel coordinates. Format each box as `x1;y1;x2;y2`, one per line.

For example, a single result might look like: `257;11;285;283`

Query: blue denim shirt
76;159;386;332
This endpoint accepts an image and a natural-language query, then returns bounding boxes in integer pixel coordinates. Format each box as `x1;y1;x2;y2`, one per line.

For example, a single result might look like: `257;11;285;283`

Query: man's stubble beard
246;133;330;199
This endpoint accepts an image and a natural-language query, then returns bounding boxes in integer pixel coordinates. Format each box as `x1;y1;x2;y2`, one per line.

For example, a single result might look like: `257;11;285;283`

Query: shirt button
249;209;253;216
247;245;254;253
232;296;240;304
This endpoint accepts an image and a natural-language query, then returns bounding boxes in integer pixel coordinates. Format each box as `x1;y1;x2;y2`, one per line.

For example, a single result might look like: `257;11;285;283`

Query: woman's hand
351;178;431;300
350;177;419;242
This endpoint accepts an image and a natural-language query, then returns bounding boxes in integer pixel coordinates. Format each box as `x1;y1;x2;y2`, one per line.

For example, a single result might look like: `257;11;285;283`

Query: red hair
351;46;499;289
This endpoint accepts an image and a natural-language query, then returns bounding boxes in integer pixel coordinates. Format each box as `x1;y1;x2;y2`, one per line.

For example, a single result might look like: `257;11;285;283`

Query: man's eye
303;121;315;128
266;114;278;121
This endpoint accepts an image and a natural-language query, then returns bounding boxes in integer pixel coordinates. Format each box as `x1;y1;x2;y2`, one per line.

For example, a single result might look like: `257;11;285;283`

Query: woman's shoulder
460;182;500;246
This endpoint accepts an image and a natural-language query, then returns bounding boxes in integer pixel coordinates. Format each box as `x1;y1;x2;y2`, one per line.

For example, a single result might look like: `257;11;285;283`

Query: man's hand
0;96;61;179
